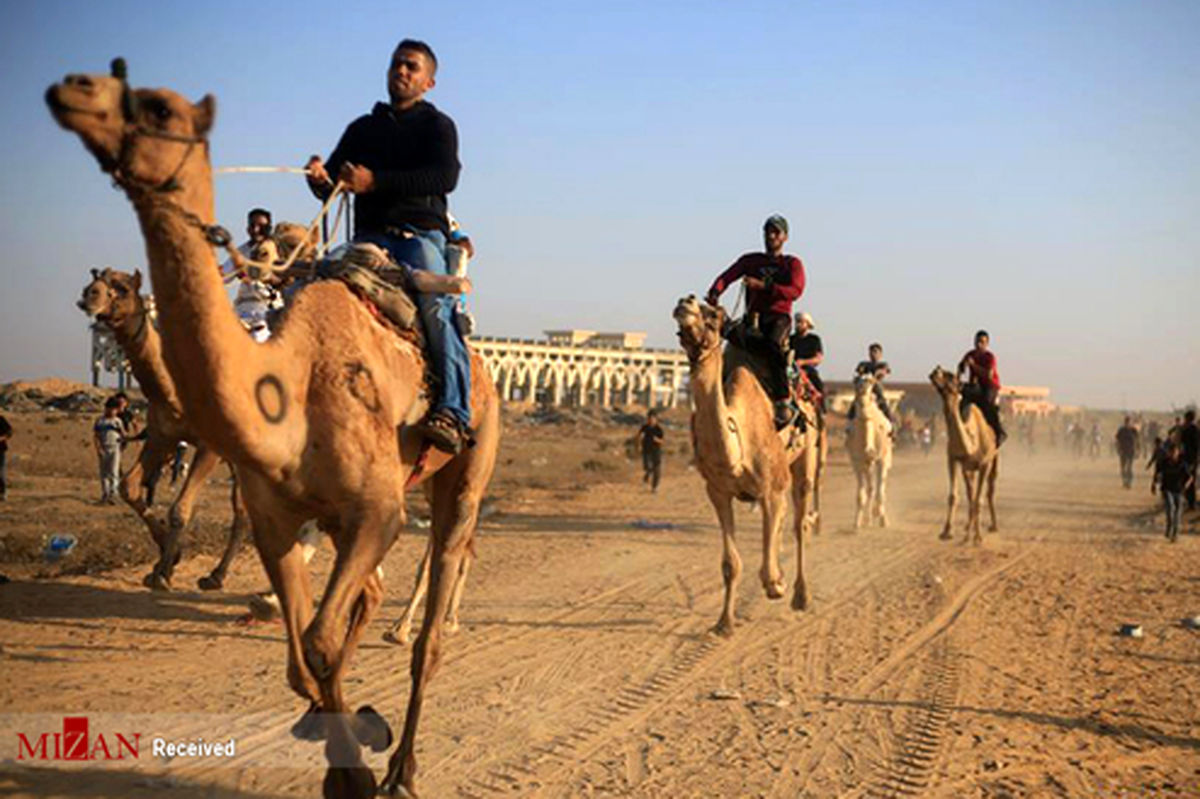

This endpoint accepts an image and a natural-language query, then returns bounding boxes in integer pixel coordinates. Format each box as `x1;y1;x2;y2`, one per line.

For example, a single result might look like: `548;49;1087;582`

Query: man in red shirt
957;329;1006;445
705;215;806;428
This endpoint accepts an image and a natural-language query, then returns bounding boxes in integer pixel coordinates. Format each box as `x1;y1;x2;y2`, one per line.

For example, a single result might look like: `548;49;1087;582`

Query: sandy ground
0;410;1197;798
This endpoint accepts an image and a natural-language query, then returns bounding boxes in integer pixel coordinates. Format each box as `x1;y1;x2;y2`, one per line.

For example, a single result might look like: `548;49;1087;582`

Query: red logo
17;717;140;761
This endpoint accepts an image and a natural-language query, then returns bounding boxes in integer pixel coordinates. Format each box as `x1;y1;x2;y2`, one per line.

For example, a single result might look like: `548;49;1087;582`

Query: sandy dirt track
1;438;1198;798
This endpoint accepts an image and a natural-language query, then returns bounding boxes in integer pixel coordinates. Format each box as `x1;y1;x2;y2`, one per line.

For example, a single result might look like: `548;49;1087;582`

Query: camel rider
706;215;806;429
847;343;896;431
306;39;470;454
790;312;825;412
957;330;1006;445
220;208;283;343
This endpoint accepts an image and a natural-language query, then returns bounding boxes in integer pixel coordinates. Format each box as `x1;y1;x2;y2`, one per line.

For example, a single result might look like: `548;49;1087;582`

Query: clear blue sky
2;0;1197;409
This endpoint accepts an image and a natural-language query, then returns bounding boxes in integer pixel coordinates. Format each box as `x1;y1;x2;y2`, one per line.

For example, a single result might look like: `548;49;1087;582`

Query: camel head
673;295;725;362
853;371;877;400
78;267;145;329
46;59;214;192
274;222;319;263
928;366;961;399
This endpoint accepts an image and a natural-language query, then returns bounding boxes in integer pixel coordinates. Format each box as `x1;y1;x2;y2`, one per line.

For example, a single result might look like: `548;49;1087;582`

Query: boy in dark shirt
1115;416;1139;489
847;343;895;428
638;411;665;492
790;312;824;411
0;413;11;501
1158;441;1193;542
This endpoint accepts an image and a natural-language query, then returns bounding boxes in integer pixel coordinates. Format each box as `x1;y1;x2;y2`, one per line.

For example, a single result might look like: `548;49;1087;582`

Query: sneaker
773;400;796;431
417;410;470;455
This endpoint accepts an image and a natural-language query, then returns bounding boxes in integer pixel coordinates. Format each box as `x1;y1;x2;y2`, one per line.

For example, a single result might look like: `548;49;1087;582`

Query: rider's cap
764;214;788;235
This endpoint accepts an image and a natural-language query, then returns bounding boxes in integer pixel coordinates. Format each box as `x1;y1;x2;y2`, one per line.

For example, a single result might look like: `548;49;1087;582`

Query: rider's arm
408;270;471;295
706;255;750;303
307;117;369;200
769;256;806;303
372;115;461;197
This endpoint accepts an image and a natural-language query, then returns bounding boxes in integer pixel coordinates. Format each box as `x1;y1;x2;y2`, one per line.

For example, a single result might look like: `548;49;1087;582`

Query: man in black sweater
307;39;470;453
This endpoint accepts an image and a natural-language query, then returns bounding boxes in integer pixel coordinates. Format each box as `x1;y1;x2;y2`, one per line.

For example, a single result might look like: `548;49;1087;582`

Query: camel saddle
721;317;816;432
319;243;420;333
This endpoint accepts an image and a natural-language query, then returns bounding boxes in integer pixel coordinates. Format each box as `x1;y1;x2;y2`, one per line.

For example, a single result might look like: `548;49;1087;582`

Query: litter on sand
43;534;77;562
709;689;742;701
631;519;678;531
1118;623;1144;638
1181;615;1200;630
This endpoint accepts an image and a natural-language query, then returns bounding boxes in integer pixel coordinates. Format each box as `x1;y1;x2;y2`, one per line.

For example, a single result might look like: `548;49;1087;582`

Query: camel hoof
791;589;810;612
322;765;376;799
197;573;223;591
351;705;393;753
147;571;171;592
291;703;326;741
379;778;417;798
763;578;786;600
938;530;953;541
988;524;998;533
381;628;410;647
711;619;735;638
444;619;460;635
248;593;282;622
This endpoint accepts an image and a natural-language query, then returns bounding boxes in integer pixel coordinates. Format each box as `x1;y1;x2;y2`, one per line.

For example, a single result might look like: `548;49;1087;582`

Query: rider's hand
450;276;473;294
704;291;719;307
339;162;375;194
743;276;765;291
305;155;331;186
455;235;476;258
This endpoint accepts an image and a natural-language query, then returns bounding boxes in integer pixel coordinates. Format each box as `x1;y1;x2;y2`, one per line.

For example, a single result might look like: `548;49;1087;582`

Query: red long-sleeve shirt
960;349;1000;390
707;253;805;316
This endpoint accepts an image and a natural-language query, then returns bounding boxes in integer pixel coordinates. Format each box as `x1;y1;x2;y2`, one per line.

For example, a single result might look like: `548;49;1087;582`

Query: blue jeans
1163;491;1182;539
357;229;472;427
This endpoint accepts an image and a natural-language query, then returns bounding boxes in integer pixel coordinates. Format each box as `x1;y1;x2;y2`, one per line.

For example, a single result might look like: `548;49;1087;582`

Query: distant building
474;330;688;408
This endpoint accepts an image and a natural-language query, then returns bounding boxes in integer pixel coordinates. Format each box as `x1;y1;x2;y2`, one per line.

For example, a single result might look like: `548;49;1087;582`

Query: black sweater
318;101;460;237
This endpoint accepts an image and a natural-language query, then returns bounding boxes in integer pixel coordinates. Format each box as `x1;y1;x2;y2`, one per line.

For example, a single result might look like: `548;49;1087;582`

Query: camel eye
145;99;171;121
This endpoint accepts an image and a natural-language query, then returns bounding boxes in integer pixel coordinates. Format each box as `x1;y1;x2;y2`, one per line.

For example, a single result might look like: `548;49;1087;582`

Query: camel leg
383;414;496;798
812;426;825;536
854;464;869;530
707;483;740;637
199;463;246;591
120;434;173;570
445;543;474;634
875;459;889;528
299;498;400;799
790;449;816;611
240;476;319;710
940;457;958;540
759;488;788;601
149;444;221;590
962;470;982;544
384;537;432;647
986;456;999;532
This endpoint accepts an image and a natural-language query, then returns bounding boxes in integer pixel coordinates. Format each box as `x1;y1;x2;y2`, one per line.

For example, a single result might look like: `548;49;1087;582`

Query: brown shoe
417;410;469;455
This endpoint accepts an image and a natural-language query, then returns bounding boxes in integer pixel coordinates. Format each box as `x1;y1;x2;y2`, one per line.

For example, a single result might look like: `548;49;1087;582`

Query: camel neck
688;344;744;472
941;392;974;453
129;177;278;468
109;311;180;414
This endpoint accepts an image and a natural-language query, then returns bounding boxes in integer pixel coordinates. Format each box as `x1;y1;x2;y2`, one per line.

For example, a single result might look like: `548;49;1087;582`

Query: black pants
962;384;1005;440
642;448;662;490
754;312;792;401
1119;454;1134;488
1187;464;1197;510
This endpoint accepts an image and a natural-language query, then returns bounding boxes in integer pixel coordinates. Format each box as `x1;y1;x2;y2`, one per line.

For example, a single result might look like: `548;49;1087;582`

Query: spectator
1158;441;1192;542
639;411;665;492
1115;416;1139;489
0;413;11;501
93;396;126;505
1180;410;1199;510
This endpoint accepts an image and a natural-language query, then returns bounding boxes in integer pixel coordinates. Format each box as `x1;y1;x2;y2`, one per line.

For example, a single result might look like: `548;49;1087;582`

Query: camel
77;267;248;591
673;296;819;635
929;366;999;544
48;63;500;798
847;372;893;529
81;268;476;636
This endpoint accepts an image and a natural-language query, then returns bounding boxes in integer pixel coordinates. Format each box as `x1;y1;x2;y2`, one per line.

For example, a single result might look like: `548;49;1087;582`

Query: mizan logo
17;717;140;761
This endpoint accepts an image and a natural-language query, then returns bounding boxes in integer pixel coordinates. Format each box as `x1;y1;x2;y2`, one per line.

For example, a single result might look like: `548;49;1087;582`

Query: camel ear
100;267;113;280
192;94;216;137
132;270;142;291
90;268;100;279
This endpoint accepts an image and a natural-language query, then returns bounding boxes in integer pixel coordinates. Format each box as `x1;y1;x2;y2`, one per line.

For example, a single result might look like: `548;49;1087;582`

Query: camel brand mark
16;716;141;761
